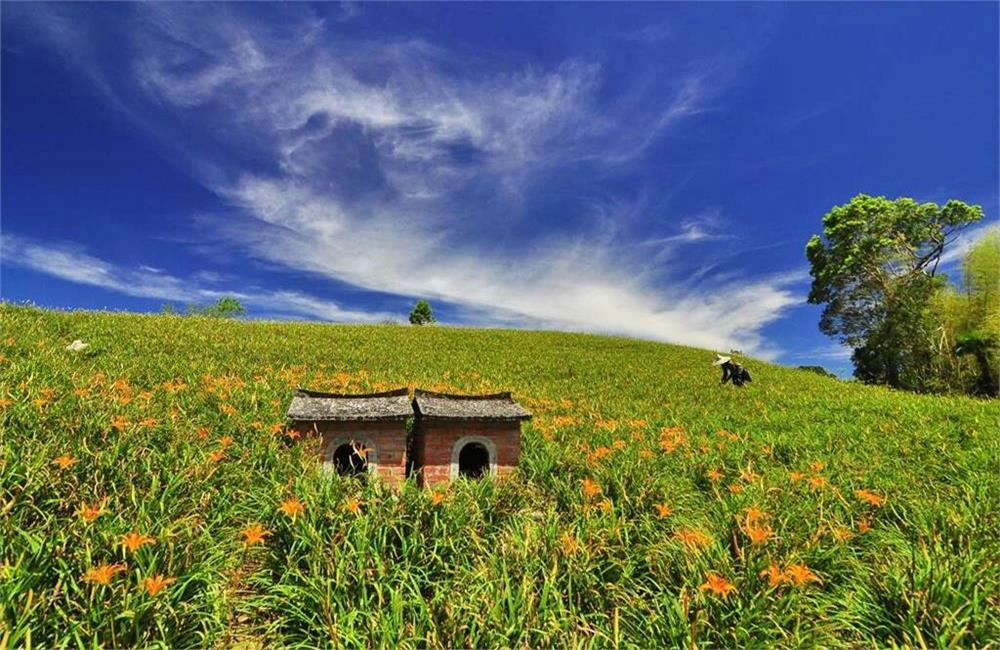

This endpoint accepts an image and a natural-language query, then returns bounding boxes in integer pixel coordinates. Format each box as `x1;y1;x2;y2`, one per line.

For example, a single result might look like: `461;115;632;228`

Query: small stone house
285;387;531;486
286;388;411;484
411;389;531;487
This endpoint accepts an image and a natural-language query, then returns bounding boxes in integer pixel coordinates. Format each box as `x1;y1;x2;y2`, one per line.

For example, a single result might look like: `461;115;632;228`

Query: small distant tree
797;365;837;379
187;297;247;319
160;303;177;315
409;299;435;325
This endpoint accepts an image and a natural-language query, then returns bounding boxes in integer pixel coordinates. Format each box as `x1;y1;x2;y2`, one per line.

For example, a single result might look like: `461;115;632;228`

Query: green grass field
2;304;998;648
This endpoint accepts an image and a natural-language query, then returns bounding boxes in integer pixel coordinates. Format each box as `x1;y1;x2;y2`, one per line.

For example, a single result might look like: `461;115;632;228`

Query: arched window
332;442;369;476
325;437;379;477
458;442;490;478
449;436;497;480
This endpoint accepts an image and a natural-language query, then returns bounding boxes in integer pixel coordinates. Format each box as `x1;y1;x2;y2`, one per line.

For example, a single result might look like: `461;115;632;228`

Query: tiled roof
287;388;412;421
412;389;531;421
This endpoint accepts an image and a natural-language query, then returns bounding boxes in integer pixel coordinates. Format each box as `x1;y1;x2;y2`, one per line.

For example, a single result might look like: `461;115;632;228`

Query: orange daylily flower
139;417;158;429
285;429;301;440
856;518;872;534
581;478;602;499
560;532;581;555
699;573;736;598
654;503;672;518
591;446;612;461
73;387;90;398
0;397;14;409
53;454;77;470
429;491;446;506
240;523;270;546
788;471;805;482
745;524;773;545
83;562;126;586
855;489;885;506
808;475;828;489
268;422;285;435
783;563;821;585
279;497;306;519
744;507;767;525
809;461;825;473
706;468;724;482
727;483;744;494
143;574;176;597
111;416;130;432
220;403;237;417
343;498;362;515
196;428;209;440
79;502;105;523
121;532;155;553
759;564;786;587
208;449;226;463
675;528;712;549
219;435;234;448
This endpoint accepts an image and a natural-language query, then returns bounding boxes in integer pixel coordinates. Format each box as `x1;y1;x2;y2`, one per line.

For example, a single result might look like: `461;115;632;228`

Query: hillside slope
1;304;998;647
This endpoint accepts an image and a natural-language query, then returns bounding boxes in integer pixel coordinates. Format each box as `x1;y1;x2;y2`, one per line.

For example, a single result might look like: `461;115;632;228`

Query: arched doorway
457;441;490;479
331;441;369;477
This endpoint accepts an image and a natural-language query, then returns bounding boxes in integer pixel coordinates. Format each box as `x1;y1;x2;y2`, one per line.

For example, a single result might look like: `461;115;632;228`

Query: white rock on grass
66;340;90;351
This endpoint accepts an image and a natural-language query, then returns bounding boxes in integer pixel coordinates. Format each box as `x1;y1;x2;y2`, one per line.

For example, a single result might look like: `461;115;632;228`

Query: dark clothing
721;360;752;387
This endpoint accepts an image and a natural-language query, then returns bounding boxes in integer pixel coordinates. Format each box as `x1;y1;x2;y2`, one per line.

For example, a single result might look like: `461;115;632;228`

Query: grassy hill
1;304;997;647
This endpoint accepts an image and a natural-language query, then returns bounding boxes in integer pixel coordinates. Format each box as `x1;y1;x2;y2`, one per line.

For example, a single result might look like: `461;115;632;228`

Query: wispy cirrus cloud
1;235;395;323
3;3;799;356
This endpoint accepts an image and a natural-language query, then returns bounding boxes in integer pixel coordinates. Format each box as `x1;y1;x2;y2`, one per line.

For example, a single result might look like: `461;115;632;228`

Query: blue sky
2;3;997;374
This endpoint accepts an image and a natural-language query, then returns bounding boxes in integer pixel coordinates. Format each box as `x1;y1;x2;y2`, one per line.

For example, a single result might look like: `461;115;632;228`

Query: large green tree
806;194;982;389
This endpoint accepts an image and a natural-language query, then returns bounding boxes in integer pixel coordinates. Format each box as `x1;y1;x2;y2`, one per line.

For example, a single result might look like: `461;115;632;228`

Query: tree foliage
408;299;435;325
797;365;838;379
187;297;247;319
806;195;983;390
924;230;1000;396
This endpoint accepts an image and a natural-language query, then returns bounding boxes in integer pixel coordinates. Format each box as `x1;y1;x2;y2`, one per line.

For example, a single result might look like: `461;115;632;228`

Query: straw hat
712;354;731;366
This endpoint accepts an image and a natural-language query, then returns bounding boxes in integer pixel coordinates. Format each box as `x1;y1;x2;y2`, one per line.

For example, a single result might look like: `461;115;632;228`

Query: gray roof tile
412;389;531;421
287;388;412;421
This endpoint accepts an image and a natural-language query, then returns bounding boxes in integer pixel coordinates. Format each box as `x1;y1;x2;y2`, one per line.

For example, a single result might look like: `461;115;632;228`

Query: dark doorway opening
332;442;369;477
458;442;490;479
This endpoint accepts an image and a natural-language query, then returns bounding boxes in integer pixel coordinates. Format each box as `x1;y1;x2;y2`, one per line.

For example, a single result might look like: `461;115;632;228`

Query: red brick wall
413;419;521;487
293;419;408;483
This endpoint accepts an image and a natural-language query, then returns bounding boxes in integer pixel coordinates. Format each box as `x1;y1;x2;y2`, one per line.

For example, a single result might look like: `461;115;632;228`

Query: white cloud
789;344;853;363
1;235;395;323
4;4;800;357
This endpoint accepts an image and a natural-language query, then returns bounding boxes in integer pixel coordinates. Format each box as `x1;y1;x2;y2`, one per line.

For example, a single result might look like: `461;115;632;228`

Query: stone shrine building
410;389;531;487
285;388;411;484
285;387;531;486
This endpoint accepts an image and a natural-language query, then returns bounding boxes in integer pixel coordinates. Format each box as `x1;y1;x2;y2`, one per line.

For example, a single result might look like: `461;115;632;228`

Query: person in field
713;354;752;387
